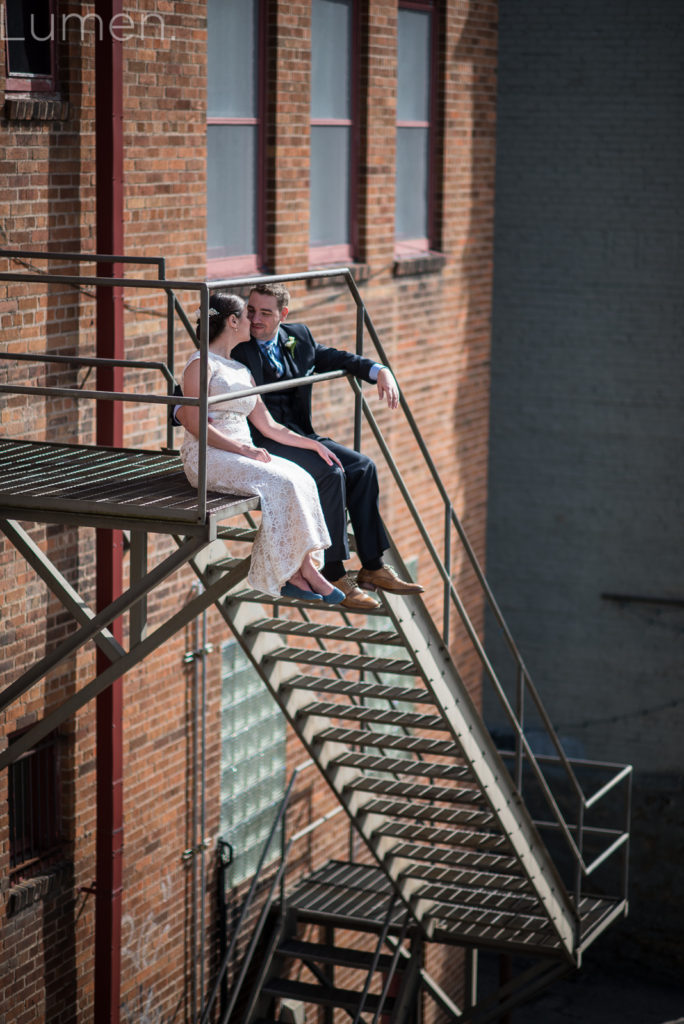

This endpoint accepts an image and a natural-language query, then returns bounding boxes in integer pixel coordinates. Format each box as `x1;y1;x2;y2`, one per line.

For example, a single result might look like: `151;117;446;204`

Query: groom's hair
250;282;290;313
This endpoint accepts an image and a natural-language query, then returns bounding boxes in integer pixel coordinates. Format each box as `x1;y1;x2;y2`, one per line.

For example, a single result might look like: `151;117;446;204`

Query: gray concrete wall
486;0;684;977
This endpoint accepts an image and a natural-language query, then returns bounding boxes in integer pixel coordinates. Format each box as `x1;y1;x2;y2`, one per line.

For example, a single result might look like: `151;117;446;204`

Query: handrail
201;758;325;1024
351;893;397;1024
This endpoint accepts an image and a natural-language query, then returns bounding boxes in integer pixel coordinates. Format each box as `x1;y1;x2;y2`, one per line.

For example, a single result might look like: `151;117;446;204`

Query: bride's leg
298;553;337;596
288;568;316;593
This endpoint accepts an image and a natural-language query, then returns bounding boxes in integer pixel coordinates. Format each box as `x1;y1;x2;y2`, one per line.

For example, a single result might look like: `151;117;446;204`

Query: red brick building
0;2;525;1022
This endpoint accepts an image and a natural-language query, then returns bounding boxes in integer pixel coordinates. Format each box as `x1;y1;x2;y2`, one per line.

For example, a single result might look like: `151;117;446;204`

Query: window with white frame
309;0;356;263
207;0;263;275
395;2;434;255
219;641;286;886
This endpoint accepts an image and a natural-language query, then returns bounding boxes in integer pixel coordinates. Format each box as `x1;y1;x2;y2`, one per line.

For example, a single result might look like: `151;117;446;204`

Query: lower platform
0;438;259;534
286;860;626;959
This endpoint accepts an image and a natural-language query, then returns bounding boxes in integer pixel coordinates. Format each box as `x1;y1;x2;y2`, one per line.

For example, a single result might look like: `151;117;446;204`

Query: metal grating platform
286;860;624;956
0;438;259;532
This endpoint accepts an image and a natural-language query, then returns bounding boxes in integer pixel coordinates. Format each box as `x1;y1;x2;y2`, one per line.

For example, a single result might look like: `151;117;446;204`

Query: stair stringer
375;586;577;958
220;586;577;959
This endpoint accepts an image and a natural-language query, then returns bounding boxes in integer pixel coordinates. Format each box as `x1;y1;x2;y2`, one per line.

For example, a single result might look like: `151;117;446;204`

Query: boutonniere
285;335;297;354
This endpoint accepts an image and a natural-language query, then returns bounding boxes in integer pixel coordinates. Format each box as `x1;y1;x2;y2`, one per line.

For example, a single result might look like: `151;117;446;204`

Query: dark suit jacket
230;322;378;438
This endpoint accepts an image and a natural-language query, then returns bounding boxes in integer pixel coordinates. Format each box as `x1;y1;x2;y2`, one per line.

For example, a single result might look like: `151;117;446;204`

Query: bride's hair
195;293;245;345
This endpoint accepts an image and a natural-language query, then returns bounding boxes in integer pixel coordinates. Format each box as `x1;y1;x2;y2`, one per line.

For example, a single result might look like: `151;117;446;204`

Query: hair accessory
194;307;221;319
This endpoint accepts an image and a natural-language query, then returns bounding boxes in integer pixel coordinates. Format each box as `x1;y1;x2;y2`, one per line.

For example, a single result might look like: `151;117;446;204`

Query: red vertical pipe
94;2;124;1022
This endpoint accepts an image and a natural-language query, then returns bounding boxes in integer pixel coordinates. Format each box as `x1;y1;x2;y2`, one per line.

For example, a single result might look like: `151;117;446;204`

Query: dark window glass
9;731;63;878
6;0;53;78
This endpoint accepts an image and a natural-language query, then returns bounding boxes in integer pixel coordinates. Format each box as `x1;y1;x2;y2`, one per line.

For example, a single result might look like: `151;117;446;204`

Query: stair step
426;897;550;935
301;701;448;731
400;862;533;894
278;937;396;973
414;881;541;915
282;674;436;705
261;977;394;1014
318;727;460;757
345;774;484;805
229;588;389;614
388;840;521;874
435;912;560;950
215;525;259;542
245;618;406;646
266;646;417;675
358;796;494;829
331;751;474;783
375;820;509;852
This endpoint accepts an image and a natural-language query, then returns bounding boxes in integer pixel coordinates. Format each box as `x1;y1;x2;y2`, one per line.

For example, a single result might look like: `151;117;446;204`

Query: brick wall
0;0;498;1019
487;0;684;979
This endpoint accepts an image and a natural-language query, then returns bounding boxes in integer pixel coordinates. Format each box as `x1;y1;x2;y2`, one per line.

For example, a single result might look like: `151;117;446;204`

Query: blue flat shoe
280;582;323;600
321;586;345;605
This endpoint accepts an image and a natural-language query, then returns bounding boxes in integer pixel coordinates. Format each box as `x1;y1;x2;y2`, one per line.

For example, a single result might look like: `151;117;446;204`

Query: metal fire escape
0;256;632;1022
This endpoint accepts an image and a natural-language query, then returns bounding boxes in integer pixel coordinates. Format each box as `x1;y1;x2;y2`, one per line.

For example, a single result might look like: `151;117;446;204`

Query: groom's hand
376;367;399;409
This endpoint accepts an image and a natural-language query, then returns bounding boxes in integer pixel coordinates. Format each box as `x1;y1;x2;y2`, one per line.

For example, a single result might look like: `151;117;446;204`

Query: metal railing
201;758;345;1024
0;251;631;930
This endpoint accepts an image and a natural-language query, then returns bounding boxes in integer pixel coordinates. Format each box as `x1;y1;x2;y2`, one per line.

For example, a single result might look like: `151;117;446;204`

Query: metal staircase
195;533;629;975
0;257;632;1022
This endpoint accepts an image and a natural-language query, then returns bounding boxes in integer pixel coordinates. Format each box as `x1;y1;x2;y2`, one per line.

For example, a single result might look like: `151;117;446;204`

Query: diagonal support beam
0;556;250;771
0;536;208;715
0;518;125;664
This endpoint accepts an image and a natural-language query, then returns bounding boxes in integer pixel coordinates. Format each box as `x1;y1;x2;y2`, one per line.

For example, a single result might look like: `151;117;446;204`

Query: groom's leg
317;438;389;567
259;438;350;563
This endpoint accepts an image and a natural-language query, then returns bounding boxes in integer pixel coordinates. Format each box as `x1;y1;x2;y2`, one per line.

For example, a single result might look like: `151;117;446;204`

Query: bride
178;292;344;603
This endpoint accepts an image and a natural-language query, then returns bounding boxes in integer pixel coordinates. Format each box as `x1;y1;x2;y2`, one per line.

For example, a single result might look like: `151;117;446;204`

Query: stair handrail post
197;286;210;525
201;761;311;1024
353;280;364;453
443;503;452;644
574;795;585;913
371;909;411;1024
515;664;525;793
352;893;397;1024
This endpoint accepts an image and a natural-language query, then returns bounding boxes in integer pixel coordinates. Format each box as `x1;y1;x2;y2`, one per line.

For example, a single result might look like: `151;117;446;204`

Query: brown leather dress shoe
333;573;381;610
356;564;424;595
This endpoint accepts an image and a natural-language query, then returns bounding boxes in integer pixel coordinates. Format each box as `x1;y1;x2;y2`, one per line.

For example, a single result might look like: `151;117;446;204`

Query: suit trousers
258;435;389;568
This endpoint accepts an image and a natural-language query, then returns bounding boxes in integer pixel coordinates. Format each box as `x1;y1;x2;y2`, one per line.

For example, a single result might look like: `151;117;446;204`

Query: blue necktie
263;338;284;376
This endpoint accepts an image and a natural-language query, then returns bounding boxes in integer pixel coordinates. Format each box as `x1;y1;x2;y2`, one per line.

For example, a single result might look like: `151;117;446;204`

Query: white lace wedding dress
180;351;330;596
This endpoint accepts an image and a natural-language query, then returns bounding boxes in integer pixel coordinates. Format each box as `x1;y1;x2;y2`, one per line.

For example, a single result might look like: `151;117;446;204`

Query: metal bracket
181;838;212;861
183;643;214;664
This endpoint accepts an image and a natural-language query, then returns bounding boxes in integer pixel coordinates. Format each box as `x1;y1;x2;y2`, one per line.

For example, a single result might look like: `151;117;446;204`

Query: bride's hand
241;444;271;462
310;441;343;468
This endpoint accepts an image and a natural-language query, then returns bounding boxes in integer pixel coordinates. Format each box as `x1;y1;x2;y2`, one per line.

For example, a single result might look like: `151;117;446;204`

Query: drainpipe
94;2;124;1022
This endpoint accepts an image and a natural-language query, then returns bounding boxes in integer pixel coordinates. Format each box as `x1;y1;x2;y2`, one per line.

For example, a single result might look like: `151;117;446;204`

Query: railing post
515;665;525;793
354;292;364;452
197;286;210;524
443;504;452;644
164;273;175;451
574;795;585;913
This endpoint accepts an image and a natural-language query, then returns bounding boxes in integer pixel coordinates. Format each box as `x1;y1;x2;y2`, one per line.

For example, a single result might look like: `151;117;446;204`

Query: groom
230;283;423;610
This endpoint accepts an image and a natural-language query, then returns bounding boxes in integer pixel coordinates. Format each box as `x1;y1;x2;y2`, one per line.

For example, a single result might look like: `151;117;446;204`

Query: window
207;0;264;275
9;730;63;879
219;641;286;886
4;0;56;93
395;2;435;255
309;0;357;264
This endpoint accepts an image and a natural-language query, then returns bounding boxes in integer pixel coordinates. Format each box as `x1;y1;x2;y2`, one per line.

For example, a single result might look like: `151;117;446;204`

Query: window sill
6;862;71;916
393;251;446;278
4;94;69;122
306;262;370;290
